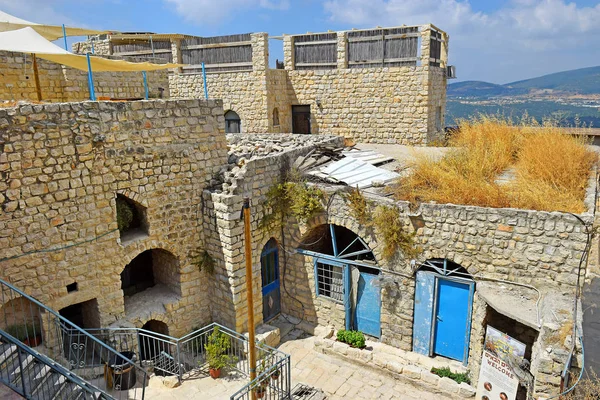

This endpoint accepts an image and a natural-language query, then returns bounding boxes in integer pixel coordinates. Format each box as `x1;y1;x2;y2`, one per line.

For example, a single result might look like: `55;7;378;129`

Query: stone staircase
0;335;105;400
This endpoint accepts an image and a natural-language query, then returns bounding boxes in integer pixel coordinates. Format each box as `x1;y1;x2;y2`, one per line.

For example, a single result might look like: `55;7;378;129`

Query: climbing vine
116;196;134;233
190;249;216;274
344;186;372;228
373;204;420;261
260;173;325;231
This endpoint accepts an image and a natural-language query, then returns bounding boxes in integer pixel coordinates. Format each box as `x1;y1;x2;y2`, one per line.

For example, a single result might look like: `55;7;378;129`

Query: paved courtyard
280;335;442;400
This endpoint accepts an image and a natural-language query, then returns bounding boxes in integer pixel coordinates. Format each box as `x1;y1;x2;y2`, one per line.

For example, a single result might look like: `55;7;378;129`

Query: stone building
74;24;449;145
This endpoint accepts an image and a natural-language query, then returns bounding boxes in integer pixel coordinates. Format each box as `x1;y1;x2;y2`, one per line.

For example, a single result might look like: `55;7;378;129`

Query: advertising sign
475;326;526;400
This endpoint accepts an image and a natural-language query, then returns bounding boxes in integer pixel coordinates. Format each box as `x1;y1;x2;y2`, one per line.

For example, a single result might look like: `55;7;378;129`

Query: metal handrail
0;329;110;399
0;278;148;399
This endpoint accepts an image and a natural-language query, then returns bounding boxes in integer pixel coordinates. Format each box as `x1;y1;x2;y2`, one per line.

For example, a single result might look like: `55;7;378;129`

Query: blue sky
2;0;599;83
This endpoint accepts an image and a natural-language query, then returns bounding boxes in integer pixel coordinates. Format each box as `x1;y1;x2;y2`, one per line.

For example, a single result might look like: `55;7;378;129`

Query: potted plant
254;382;267;399
271;367;281;380
6;321;42;347
204;327;236;379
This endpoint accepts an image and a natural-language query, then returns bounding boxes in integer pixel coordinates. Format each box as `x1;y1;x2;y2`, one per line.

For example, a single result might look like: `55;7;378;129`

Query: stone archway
121;248;181;298
139;319;175;376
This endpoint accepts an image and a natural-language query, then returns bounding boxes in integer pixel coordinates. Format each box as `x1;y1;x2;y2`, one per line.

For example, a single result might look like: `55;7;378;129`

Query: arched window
224;110;241;133
272;108;280;127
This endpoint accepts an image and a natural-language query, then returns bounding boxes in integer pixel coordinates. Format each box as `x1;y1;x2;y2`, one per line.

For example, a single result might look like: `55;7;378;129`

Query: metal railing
229;347;292;400
87;323;292;399
0;330;109;399
0;278;148;399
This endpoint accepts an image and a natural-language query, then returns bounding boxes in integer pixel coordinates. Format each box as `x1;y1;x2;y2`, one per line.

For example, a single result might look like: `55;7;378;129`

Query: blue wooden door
261;239;280;322
413;271;436;355
433;278;472;362
354;269;381;338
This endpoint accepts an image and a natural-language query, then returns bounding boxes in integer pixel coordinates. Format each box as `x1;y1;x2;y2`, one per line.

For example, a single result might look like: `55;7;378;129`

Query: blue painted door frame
261;240;281;322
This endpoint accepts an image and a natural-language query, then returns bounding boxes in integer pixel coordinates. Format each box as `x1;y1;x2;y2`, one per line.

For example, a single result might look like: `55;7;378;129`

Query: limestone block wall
201;134;344;332
0;51;169;103
284;66;436;144
266;69;292;133
0;99;227;337
71;39;111;56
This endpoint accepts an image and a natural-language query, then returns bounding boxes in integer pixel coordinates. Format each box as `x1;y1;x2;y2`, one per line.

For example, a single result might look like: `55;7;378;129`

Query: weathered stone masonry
78;24;449;145
0;99;226;337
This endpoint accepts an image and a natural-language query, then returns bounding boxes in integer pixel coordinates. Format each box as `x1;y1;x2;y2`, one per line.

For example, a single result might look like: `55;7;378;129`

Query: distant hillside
449;66;600;98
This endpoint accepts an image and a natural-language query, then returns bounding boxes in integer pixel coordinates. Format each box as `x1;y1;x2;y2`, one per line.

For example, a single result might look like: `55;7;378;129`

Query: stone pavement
280;334;444;400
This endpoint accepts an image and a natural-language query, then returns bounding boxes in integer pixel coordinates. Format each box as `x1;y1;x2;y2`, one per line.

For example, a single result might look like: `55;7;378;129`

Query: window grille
316;262;344;302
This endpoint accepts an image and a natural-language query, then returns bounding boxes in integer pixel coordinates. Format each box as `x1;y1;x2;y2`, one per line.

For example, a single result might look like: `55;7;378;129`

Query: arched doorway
412;259;475;364
225;110;241;133
121;249;180;298
261;238;280;322
298;224;381;337
139;320;176;376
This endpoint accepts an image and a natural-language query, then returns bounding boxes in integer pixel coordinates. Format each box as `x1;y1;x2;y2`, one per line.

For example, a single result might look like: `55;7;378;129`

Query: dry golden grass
396;117;597;213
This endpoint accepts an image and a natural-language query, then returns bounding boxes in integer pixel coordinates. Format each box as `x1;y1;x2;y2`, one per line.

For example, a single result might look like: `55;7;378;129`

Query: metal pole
242;197;257;388
31;54;42;101
142;71;149;100
62;24;68;51
86;53;96;101
201;62;208;99
150;35;155;57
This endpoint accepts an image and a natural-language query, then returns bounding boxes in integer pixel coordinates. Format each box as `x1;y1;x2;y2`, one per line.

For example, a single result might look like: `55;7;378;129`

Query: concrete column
336;31;347;69
251;32;269;71
283;35;294;70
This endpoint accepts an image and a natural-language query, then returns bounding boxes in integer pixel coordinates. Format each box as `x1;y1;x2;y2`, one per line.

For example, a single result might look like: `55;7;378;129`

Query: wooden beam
294;62;337;67
113;49;172;56
348;57;417;65
181;61;253;69
31;54;42;102
181;41;252;50
294;40;338;46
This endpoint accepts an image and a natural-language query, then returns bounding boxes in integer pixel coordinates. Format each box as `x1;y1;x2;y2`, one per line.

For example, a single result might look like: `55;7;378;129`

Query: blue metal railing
0;278;148;399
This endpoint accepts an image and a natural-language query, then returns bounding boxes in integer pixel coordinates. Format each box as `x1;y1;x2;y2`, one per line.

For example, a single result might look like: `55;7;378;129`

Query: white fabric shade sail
0;10;108;41
0;27;181;72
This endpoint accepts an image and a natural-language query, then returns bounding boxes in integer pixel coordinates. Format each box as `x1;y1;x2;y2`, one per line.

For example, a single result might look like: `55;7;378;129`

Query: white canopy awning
0;10;109;41
0;27;181;72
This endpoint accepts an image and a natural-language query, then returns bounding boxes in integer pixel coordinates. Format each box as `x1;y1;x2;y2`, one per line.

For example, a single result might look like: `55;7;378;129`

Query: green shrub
336;329;366;349
116;197;134;232
431;366;471;384
204;327;237;371
5;321;40;342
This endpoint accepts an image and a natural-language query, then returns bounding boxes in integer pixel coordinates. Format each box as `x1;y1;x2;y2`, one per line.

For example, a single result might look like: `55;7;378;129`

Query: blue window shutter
413;270;435;355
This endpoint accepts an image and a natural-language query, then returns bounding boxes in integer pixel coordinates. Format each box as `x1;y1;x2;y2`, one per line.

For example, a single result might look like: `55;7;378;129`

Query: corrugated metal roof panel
311;157;400;188
342;149;395;165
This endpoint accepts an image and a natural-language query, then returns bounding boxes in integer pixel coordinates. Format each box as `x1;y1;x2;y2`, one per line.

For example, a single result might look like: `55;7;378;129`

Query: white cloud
0;0;78;26
323;0;600;82
164;0;289;25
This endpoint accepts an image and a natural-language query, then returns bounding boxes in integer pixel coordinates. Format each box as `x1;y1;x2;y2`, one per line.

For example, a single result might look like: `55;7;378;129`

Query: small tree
204;327;236;374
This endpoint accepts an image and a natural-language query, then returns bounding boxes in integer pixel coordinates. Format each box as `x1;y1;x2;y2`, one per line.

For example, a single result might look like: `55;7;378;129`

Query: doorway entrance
412;259;474;364
292;105;311;134
225;110;241;133
261;238;281;322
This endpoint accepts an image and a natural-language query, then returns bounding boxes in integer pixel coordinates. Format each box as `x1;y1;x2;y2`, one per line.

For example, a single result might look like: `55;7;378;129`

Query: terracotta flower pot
255;388;266;399
271;370;280;380
209;368;221;379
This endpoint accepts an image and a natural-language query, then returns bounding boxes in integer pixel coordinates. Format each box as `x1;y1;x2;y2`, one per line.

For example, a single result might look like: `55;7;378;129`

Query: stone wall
169;33;270;133
71;39;111;56
201;134;344;331
0;51;169;103
128;25;448;145
0;99;227;337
